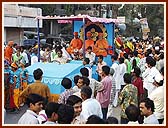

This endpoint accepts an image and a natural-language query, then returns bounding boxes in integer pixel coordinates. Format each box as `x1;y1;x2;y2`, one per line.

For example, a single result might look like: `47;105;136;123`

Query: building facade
3;4;42;45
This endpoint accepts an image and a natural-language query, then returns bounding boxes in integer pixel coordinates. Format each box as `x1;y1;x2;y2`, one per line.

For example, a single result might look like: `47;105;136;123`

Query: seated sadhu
66;32;83;54
93;33;109;57
84;31;94;50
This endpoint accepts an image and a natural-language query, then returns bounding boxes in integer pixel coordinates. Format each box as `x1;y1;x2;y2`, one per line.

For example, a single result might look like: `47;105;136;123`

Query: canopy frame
36;14;118;61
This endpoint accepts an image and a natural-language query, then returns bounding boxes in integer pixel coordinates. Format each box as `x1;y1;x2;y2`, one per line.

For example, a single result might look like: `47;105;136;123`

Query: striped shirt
109;76;116;104
58;88;75;104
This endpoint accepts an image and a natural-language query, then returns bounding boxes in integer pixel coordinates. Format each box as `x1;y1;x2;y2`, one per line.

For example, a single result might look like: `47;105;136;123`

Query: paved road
4;105;28;124
4;104;121;124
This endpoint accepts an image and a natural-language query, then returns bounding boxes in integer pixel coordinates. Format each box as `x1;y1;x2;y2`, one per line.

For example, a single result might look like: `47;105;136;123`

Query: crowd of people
4;31;165;125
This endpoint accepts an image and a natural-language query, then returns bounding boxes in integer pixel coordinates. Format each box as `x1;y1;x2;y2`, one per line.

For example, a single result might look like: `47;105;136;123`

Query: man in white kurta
18;110;39;124
85;47;96;66
143;114;159;124
20;47;29;66
148;74;164;124
142;56;162;96
142;66;161;96
148;85;164;122
111;55;120;107
81;98;103;121
18;94;44;124
118;58;127;90
80;86;103;121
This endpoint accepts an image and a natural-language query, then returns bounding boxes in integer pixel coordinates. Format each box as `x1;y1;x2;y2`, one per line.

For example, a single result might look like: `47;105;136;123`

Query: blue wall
74;20;115;48
74;21;83;33
74;20;115;67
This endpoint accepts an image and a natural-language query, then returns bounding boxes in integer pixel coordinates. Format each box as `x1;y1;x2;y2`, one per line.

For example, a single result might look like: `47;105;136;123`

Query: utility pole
106;4;110;18
73;4;76;15
99;4;102;17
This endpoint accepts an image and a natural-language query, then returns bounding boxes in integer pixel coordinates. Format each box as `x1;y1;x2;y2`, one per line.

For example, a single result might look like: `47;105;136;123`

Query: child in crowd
4;59;11;109
20;61;29;91
9;63;21;112
125;104;140;124
78;51;83;60
82;57;92;78
72;75;81;93
57;104;74;124
66;95;85;124
58;78;74;104
96;55;107;81
85;46;96;66
44;102;61;124
73;76;90;98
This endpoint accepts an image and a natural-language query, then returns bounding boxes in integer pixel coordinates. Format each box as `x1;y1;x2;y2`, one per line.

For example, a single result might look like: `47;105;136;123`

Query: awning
35;14;120;24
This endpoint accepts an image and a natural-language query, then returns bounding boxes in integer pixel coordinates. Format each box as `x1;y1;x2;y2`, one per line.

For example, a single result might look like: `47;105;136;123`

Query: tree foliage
24;4;164;37
114;4;164;37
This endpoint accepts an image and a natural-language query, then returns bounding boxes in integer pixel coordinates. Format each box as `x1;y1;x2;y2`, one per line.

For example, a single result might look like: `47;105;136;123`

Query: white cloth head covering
154;74;163;83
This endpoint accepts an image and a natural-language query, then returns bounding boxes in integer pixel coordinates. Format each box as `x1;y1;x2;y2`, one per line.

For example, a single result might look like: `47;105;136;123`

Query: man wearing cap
4;41;14;64
84;31;94;50
93;33;109;57
148;73;164;124
66;32;83;55
142;56;161;96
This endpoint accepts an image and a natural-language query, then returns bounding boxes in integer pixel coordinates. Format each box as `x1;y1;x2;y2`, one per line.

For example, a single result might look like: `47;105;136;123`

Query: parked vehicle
45;36;69;48
23;31;72;49
58;34;73;44
23;39;37;46
22;31;45;47
24;31;45;39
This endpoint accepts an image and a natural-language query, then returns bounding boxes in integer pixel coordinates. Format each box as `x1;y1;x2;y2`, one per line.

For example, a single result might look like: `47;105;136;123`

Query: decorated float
26;15;125;102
